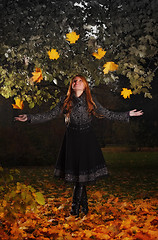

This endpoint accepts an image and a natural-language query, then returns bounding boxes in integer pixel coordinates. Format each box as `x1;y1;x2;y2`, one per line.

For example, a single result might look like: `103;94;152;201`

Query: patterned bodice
28;92;129;124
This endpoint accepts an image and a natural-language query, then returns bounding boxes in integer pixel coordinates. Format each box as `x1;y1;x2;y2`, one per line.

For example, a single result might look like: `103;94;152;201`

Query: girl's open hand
14;114;28;122
129;109;144;117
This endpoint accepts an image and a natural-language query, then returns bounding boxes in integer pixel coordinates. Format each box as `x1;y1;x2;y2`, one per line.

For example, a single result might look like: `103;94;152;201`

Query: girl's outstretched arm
93;96;143;122
15;96;65;124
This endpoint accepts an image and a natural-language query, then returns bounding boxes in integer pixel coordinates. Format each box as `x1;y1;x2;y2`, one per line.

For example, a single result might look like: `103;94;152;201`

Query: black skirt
53;123;108;185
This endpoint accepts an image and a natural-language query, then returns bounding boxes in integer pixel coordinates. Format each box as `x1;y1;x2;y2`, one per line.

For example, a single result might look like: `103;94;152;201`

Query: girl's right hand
14;114;28;122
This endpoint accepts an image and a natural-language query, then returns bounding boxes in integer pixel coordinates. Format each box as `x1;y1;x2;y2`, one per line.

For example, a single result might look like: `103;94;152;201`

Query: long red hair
62;75;97;117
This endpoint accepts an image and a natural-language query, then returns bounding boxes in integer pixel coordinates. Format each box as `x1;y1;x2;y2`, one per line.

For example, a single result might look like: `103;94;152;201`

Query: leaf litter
0;166;157;239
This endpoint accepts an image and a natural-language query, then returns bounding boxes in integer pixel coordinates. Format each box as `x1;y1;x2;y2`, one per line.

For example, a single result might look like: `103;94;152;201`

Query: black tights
74;182;86;187
71;182;88;216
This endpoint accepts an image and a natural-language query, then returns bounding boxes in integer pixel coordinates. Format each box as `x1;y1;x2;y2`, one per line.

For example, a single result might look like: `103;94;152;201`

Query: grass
102;151;158;168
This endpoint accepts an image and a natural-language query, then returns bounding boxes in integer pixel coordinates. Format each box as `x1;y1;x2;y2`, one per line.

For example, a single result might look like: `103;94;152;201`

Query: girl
15;75;143;217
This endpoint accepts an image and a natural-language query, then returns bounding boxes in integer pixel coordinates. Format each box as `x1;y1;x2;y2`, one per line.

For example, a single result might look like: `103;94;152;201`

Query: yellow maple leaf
103;62;118;74
31;68;43;83
121;88;132;99
12;98;24;110
92;48;106;59
48;48;60;60
66;31;80;44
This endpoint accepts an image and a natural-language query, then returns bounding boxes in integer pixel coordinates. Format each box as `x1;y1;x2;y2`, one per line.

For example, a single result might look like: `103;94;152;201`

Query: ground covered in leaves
0;155;158;240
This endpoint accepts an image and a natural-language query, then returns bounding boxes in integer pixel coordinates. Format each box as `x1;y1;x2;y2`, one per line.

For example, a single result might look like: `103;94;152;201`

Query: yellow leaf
65;215;76;221
2;200;7;207
121;88;132;99
63;223;69;229
120;219;132;230
94;191;103;199
48;48;60;60
84;229;93;238
31;68;43;83
66;31;80;44
103;62;118;74
42;227;48;232
12;98;24;110
92;48;106;59
34;192;45;205
0;212;4;218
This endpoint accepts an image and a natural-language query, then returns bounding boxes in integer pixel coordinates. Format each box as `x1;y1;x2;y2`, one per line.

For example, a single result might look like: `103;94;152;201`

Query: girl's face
72;77;85;92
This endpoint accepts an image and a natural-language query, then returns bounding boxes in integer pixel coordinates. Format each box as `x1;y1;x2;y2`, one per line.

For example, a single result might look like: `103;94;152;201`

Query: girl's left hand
129;109;144;117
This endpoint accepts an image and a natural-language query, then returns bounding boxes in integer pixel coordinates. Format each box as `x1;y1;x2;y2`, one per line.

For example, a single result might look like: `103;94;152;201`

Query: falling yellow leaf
121;88;132;99
66;31;80;44
31;68;43;83
103;62;118;74
12;98;24;110
48;48;60;60
92;48;106;59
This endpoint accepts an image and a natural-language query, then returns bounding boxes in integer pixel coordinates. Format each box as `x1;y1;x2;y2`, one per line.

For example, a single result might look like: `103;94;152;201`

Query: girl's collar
72;91;86;102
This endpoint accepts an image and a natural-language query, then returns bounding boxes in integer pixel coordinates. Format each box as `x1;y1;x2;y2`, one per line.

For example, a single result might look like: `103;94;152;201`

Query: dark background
0;0;158;167
1;77;158;167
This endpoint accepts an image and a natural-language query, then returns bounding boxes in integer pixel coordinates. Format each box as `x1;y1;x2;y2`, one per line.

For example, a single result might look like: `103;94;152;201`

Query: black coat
27;92;130;185
28;92;130;125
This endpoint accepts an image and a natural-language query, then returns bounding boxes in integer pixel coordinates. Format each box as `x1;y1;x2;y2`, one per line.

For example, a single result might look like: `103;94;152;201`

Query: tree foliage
0;0;158;108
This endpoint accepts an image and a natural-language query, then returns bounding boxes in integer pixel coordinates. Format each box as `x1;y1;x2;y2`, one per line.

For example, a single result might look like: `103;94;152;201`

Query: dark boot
70;183;84;217
80;185;89;215
70;184;79;216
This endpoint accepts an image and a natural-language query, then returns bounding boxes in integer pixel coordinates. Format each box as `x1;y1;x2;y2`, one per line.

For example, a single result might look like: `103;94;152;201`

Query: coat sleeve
27;96;65;124
93;96;130;122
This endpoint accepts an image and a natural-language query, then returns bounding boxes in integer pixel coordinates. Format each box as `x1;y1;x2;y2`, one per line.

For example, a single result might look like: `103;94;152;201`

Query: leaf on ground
0;167;157;240
34;192;45;205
